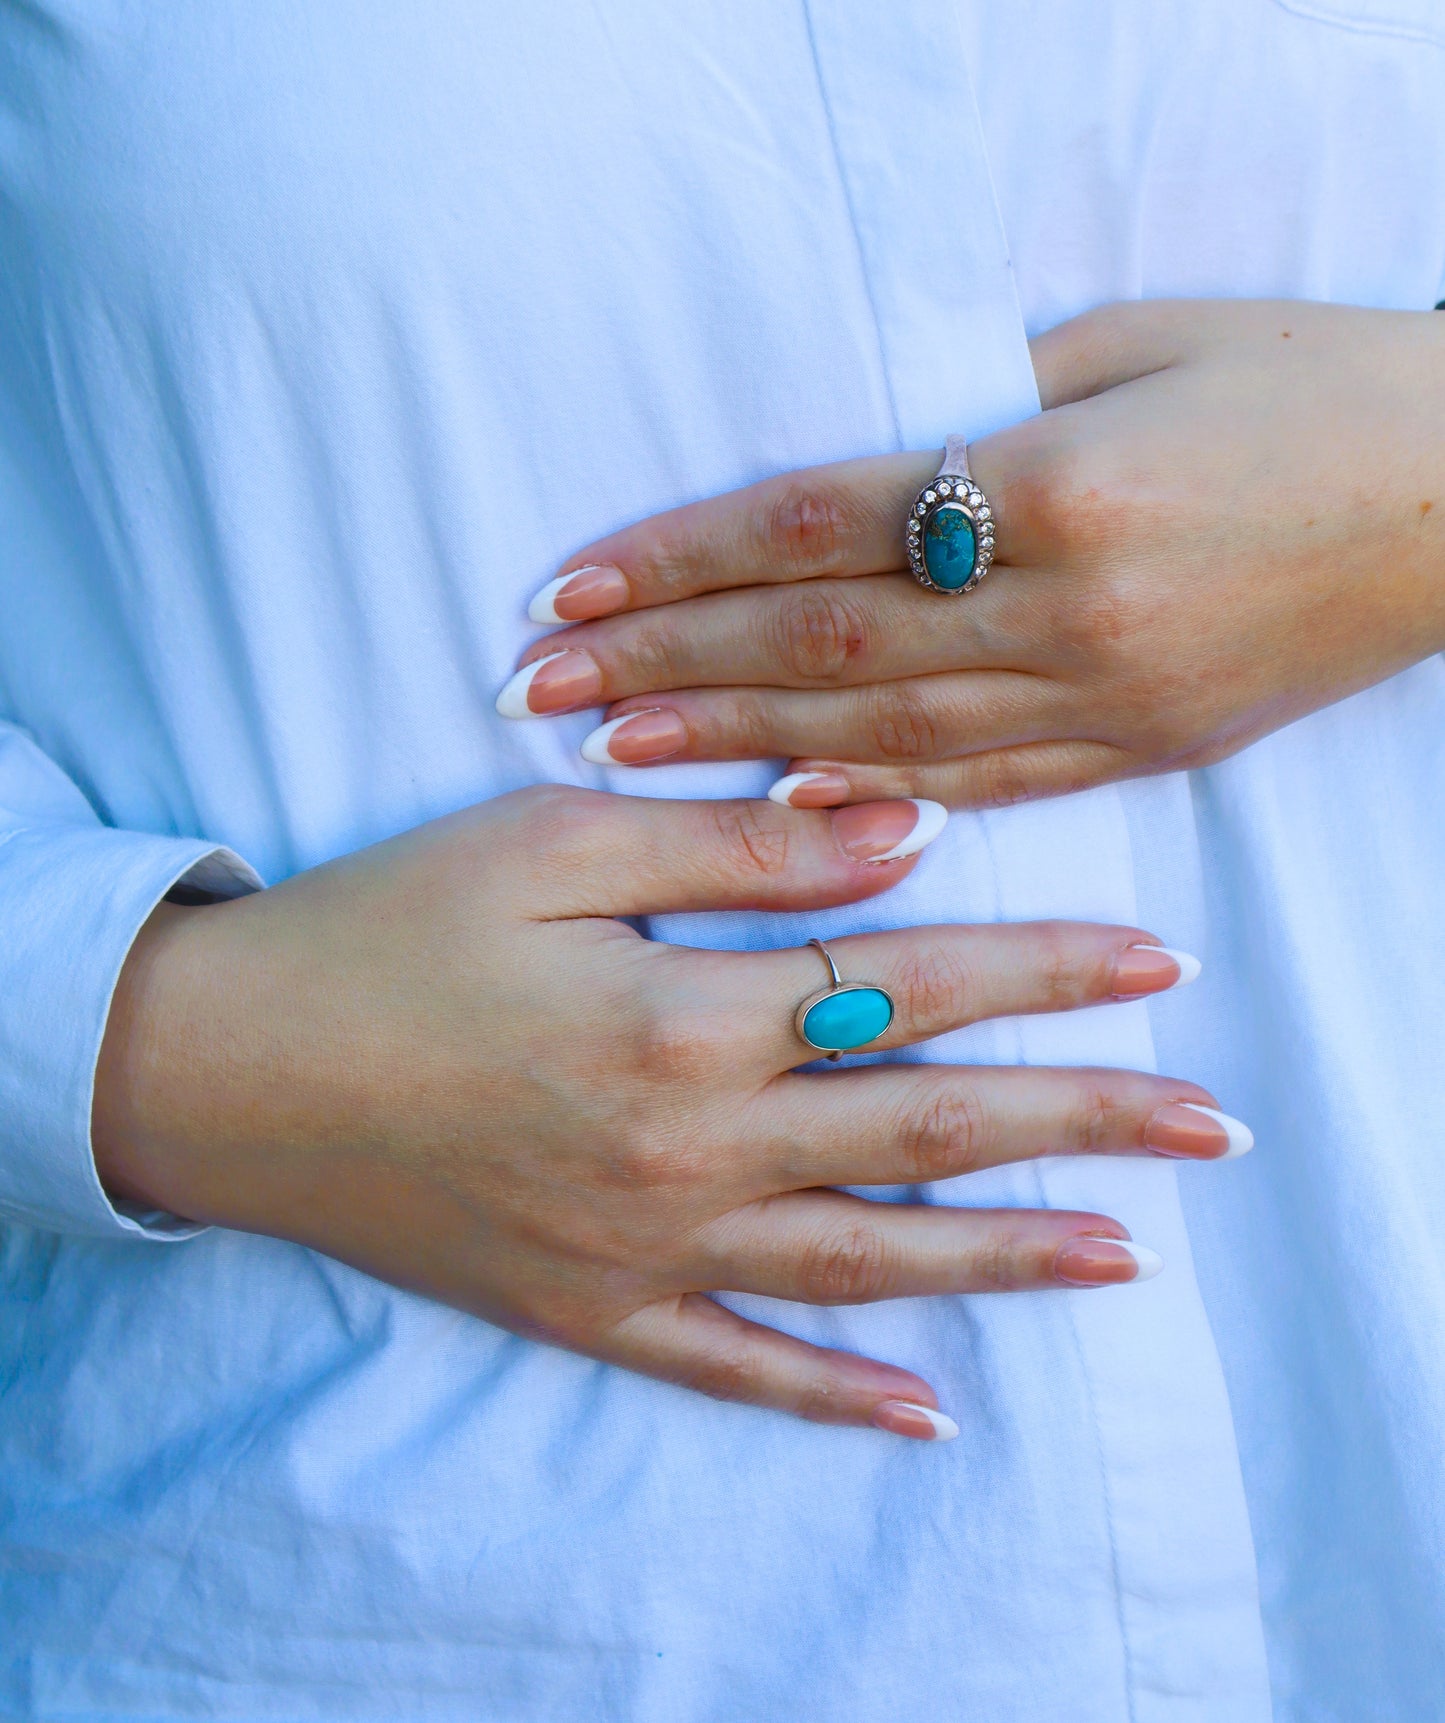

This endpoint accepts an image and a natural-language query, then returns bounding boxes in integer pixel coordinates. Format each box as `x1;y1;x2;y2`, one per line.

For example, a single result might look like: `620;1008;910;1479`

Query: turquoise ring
905;433;996;595
794;938;896;1061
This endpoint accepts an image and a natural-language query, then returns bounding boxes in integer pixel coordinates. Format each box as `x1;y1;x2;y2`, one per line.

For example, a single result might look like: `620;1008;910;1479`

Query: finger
732;919;1199;1072
528;308;1196;632
602;1292;959;1439
698;1190;1159;1303
507;574;1019;714
1029;300;1197;410
754;1063;1241;1193
771;741;1134;811
584;673;1077;771
499;784;949;920
532;452;939;619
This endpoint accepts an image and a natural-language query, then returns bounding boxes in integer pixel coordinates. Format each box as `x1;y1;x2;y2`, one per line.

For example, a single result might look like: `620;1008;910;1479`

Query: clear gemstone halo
906;466;996;594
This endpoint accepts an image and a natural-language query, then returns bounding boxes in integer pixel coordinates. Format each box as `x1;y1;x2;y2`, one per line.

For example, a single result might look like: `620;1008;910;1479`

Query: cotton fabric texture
2;3;1444;1719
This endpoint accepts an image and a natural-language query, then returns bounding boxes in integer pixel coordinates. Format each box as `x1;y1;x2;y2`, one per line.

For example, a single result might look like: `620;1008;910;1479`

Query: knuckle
523;1278;651;1354
708;797;792;879
797;1222;895;1305
968;748;1037;809
761;480;859;577
1048;444;1120;540
605;1129;706;1196
767;587;871;684
637;522;711;602
504;780;594;829
630;1000;725;1087
679;1343;764;1406
1033;924;1091;1011
1071;1080;1127;1155
505;783;612;865
868;683;943;761
793;1371;854;1425
1016;438;1128;567
895;943;975;1028
616;615;682;685
968;1225;1027;1291
899;1084;990;1182
710;689;778;758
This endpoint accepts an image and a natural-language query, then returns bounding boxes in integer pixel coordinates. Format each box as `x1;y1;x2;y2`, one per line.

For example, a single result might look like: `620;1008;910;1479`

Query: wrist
1393;311;1445;654
92;899;252;1224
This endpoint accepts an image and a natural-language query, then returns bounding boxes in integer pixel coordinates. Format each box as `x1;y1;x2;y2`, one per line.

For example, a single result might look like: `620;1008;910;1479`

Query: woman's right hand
92;786;1245;1441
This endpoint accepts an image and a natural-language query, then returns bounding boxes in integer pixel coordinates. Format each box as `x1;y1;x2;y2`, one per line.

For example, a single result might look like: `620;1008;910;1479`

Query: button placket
802;3;1272;1714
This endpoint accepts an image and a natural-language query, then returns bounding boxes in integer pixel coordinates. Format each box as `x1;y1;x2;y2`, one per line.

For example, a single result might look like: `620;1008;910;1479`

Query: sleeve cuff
0;825;262;1241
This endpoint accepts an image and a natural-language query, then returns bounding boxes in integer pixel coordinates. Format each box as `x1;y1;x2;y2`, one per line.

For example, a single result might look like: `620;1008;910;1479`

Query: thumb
1029;299;1198;410
507;785;948;919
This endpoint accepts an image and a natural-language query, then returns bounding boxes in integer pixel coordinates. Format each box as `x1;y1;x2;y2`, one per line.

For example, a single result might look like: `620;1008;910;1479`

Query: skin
95;786;1225;1437
512;301;1445;807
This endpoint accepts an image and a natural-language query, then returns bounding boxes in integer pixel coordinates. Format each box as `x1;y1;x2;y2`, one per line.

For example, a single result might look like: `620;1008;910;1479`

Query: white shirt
2;2;1443;1717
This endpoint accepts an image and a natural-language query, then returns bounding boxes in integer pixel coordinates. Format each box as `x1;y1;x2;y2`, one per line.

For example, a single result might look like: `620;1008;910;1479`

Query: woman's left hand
500;300;1445;809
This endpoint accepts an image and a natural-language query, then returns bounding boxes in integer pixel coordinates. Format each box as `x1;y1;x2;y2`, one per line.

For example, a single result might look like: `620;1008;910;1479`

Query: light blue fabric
1;2;1443;1718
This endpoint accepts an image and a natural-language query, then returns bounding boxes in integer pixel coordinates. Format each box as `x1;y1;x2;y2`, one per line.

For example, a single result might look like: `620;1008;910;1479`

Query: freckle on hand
1421;500;1434;519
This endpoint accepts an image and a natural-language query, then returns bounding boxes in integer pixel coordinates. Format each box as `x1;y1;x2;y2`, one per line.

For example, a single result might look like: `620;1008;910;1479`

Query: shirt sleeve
0;721;262;1240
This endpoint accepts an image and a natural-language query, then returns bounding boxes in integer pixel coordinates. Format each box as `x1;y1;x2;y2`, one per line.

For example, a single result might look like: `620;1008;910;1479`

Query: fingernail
579;708;688;765
528;564;629;624
1053;1234;1164;1287
1146;1102;1254;1161
829;799;948;864
871;1401;960;1442
496;650;603;718
768;770;852;809
1110;944;1202;996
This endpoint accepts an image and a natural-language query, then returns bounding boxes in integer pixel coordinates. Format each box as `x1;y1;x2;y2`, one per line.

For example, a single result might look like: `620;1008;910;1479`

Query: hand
500;300;1445;808
93;787;1240;1440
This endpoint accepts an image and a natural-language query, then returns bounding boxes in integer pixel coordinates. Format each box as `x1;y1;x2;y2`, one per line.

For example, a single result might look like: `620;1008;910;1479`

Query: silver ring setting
793;938;896;1062
905;439;996;595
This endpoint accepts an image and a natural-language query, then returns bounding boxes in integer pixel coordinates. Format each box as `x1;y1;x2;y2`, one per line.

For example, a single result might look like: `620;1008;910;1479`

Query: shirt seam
1268;0;1445;48
798;1;906;453
978;811;1140;1723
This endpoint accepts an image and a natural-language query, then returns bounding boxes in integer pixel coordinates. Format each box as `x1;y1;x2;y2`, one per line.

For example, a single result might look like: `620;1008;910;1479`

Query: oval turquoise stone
923;503;977;590
802;986;894;1052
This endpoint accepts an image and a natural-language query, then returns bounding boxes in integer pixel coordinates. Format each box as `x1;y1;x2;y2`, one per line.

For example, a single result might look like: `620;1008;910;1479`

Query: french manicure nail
495;650;603;718
528;564;629;624
829;799;948;864
768;770;852;809
579;708;688;765
1146;1102;1254;1161
871;1401;960;1442
1110;944;1203;996
1053;1234;1164;1287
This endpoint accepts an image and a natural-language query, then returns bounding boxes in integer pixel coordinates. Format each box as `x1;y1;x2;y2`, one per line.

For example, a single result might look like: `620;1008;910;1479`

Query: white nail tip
768;771;833;806
526;575;574;624
579;712;660;765
1123;1243;1165;1281
495;653;569;719
527;566;613;624
868;799;949;863
1155;946;1203;985
895;1403;960;1441
1178;1103;1255;1159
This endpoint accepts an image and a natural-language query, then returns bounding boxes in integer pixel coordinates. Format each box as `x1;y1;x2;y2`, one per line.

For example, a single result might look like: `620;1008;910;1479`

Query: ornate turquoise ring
794;938;896;1061
905;433;996;595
